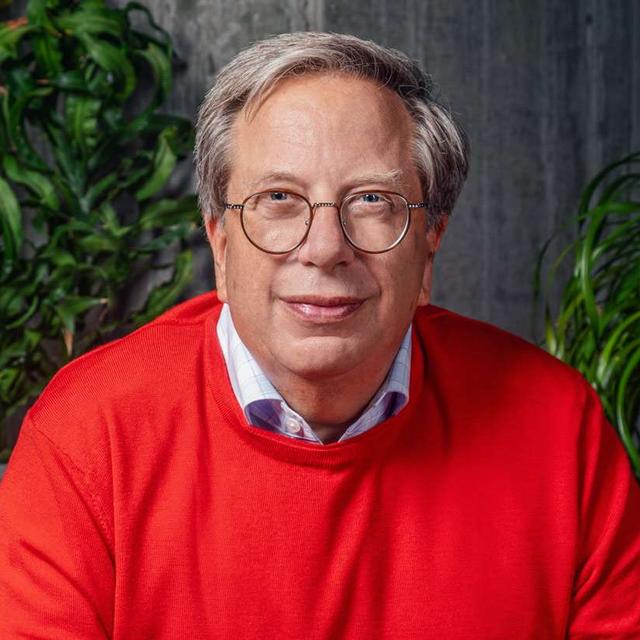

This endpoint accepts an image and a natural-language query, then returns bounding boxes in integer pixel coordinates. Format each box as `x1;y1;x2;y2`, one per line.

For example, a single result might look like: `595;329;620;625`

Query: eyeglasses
224;190;427;254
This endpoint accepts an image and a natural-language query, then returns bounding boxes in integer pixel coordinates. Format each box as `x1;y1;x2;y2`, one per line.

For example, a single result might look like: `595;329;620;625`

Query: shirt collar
216;303;411;443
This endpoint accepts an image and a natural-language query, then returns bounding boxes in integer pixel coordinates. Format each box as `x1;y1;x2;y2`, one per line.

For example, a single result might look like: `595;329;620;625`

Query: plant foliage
0;0;200;460
535;152;640;478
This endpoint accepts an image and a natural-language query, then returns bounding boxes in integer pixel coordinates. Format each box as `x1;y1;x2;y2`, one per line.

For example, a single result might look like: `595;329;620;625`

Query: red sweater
1;292;639;639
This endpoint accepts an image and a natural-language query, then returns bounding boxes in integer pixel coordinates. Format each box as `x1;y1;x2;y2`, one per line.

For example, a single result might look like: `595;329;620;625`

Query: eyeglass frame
223;189;427;255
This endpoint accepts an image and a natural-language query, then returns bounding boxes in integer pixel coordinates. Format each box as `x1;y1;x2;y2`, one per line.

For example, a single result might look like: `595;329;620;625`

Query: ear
205;215;229;302
417;214;449;307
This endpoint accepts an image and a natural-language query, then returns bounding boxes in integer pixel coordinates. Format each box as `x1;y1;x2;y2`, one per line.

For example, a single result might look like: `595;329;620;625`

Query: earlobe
205;215;228;302
417;214;448;307
417;263;433;307
429;214;449;253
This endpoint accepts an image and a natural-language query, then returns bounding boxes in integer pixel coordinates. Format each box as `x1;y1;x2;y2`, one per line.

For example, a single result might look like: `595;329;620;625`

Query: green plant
535;152;640;478
0;0;200;460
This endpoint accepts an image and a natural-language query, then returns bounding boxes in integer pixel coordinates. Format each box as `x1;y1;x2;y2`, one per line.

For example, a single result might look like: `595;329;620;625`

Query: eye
269;191;289;201
359;193;381;203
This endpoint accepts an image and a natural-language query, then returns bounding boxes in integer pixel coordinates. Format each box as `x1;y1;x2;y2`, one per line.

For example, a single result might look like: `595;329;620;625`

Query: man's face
206;73;446;384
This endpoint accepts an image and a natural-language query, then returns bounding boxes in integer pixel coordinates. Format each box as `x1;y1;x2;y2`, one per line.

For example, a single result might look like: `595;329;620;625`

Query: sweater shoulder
415;304;589;410
27;292;221;450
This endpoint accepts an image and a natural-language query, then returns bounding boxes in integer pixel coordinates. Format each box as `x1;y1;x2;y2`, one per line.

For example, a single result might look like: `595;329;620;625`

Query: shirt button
284;417;302;434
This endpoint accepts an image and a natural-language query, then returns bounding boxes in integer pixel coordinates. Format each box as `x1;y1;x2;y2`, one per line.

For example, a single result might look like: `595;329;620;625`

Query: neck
257;351;396;443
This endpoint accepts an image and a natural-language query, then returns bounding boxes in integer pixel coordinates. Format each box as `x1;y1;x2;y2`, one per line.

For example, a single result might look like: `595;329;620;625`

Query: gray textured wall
139;0;639;341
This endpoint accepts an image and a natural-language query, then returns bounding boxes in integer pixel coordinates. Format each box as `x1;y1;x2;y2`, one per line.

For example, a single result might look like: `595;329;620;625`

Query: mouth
279;295;365;323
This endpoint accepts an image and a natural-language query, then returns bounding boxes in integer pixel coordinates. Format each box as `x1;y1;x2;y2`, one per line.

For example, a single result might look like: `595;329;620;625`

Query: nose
296;203;356;269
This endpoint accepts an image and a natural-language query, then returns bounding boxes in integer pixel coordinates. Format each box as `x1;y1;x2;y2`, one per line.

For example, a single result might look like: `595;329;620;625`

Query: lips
279;295;364;323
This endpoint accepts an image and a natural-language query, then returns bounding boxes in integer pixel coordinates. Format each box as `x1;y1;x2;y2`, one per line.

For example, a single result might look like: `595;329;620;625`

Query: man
0;32;638;639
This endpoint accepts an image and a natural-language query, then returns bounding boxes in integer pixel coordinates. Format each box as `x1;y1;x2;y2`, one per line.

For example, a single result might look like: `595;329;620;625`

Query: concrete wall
6;0;640;340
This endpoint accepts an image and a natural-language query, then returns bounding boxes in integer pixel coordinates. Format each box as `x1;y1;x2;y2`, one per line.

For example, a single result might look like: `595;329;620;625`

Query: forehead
228;73;418;194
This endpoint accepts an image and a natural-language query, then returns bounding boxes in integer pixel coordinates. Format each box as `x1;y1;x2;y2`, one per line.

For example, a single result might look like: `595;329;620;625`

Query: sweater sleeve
0;415;114;638
567;385;640;638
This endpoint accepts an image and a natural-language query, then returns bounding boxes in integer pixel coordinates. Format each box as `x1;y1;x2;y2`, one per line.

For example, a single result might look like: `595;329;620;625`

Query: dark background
6;0;640;341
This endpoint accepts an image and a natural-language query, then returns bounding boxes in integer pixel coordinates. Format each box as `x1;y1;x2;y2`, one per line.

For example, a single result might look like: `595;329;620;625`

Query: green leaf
595;312;640;386
83;172;118;210
134;127;177;200
138;195;199;229
2;155;59;210
64;93;101;155
0;176;22;276
49;70;88;92
0;368;21;401
97;203;132;238
27;0;63;75
134;250;192;325
1;69;53;170
55;7;126;39
0;20;34;63
77;232;119;253
577;152;640;217
43;119;87;201
0;284;25;318
41;246;77;269
575;204;611;338
615;347;640;473
135;40;172;104
6;294;39;329
599;173;640;204
78;33;137;100
135;224;191;253
54;295;108;333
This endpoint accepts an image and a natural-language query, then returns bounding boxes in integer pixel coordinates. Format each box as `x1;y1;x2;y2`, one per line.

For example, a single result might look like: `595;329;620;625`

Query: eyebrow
248;169;407;193
248;172;306;192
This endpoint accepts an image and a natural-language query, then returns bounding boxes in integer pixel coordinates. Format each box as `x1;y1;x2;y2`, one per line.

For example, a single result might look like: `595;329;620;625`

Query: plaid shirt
216;303;411;444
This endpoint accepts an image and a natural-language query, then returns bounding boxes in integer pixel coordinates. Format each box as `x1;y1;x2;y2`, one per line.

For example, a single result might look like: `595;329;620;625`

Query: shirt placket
279;402;321;443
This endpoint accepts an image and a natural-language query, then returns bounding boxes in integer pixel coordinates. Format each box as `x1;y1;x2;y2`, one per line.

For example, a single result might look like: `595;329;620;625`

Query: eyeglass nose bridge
313;202;338;209
302;201;340;227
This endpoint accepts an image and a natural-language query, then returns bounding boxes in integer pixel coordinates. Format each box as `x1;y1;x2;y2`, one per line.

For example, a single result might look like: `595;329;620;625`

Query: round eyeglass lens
241;191;311;253
340;192;410;252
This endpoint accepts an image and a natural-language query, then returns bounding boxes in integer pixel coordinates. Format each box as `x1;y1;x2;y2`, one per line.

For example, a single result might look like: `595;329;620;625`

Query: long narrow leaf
0;176;22;275
134;127;177;200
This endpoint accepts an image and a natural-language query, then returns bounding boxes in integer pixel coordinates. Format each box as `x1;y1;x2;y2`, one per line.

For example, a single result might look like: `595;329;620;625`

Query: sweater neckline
203;302;426;468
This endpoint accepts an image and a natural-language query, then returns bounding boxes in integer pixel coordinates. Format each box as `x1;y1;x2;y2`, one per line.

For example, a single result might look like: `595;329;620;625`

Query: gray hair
195;31;468;229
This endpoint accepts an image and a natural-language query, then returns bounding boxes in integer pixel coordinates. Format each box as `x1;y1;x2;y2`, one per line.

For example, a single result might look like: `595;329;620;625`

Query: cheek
377;248;428;309
225;244;276;307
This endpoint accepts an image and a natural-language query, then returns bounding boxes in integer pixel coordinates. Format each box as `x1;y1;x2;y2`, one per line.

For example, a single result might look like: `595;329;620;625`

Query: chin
278;336;365;380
